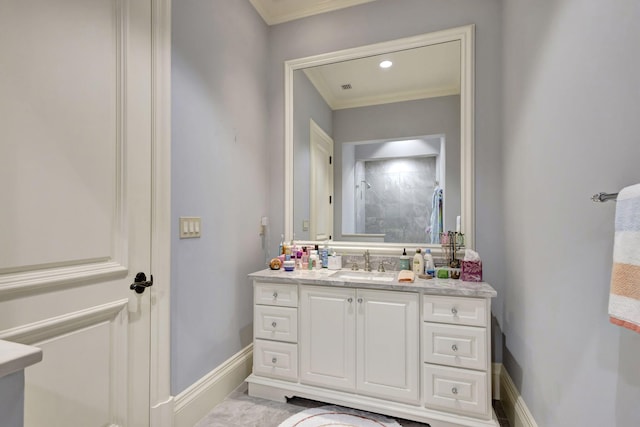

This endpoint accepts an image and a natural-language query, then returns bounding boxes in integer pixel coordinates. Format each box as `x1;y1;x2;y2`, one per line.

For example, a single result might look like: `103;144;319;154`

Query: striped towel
608;183;640;333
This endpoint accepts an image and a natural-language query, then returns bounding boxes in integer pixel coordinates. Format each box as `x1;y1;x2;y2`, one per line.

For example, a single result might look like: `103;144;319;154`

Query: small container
283;260;295;271
436;268;449;279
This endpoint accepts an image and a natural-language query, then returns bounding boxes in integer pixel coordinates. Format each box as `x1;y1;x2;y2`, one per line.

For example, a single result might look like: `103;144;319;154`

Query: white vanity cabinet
252;283;299;382
248;271;498;427
299;286;419;403
422;295;492;420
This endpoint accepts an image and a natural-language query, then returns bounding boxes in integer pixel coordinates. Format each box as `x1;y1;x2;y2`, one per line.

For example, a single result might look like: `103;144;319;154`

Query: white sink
333;270;396;282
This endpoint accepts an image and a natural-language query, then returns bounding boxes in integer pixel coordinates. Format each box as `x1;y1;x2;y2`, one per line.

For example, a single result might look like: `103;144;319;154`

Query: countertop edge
0;340;43;379
249;269;497;298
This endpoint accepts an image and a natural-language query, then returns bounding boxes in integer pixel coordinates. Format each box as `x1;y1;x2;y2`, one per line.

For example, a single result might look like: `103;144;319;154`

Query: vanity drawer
423;295;487;327
423;364;490;419
254;282;298;307
254;305;298;343
423;323;487;371
253;339;298;381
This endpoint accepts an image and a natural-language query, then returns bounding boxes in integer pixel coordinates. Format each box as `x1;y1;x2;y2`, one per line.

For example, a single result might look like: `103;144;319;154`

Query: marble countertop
0;340;42;379
249;268;497;298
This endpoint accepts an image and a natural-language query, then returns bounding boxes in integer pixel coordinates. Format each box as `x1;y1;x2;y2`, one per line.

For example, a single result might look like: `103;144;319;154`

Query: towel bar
592;192;618;202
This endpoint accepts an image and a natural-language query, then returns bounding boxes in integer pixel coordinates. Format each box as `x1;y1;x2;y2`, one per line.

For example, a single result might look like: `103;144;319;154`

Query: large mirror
285;25;475;254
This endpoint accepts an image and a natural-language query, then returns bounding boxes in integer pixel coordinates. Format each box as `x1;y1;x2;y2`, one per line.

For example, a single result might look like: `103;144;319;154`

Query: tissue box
461;260;482;282
328;255;342;270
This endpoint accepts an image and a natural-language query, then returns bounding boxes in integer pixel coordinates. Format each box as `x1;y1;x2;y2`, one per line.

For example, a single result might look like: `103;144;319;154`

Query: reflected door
309;120;334;241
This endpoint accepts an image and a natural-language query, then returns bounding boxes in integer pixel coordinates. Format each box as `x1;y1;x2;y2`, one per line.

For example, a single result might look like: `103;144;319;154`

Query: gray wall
169;1;640;424
171;0;270;394
333;96;460;241
268;0;504;347
502;0;640;425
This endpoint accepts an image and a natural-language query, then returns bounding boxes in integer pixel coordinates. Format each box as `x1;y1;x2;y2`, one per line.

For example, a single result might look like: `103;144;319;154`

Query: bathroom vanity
247;269;498;427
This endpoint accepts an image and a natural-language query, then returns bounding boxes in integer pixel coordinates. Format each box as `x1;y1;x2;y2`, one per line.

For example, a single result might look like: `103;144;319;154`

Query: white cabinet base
247;374;499;427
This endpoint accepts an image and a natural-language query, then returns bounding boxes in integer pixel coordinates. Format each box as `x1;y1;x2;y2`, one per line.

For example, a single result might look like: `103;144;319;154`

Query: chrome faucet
363;250;371;272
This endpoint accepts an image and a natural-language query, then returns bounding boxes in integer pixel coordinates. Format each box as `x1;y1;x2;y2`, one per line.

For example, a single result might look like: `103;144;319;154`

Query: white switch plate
260;216;268;236
179;217;201;238
302;220;309;231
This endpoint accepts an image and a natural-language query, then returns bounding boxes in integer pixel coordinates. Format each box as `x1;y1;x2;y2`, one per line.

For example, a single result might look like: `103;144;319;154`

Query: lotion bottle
413;248;424;275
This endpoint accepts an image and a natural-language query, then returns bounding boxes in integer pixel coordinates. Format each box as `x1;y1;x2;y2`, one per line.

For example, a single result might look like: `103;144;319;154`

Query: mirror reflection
293;40;461;244
286;26;475;251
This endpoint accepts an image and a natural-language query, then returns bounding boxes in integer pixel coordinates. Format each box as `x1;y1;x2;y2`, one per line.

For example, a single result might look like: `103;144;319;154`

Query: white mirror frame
285;25;475;255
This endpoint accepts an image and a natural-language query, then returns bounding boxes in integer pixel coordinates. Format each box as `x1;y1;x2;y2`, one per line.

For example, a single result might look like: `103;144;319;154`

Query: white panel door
0;0;153;426
300;286;356;392
309;120;334;241
356;289;419;403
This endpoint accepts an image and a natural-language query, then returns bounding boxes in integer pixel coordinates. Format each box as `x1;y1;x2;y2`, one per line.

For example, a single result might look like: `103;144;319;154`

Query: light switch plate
179;217;201;238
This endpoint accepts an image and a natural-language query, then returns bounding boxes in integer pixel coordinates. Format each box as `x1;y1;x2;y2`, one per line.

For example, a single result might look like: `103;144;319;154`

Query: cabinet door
356;289;419;403
300;286;356;391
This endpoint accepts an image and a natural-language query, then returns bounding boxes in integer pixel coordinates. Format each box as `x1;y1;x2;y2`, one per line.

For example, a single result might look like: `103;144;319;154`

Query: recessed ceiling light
379;60;393;69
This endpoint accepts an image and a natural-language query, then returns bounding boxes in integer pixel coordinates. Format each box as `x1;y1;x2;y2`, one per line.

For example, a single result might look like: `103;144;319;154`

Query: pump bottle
413;248;424;275
423;249;435;277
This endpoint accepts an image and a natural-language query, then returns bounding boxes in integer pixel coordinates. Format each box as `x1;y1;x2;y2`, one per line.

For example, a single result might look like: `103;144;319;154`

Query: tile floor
195;383;511;427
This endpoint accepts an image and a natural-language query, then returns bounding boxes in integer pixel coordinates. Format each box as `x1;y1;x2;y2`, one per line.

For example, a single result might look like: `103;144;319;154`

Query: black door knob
130;272;153;294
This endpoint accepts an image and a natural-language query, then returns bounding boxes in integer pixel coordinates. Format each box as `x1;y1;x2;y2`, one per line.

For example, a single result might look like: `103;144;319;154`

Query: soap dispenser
399;248;410;270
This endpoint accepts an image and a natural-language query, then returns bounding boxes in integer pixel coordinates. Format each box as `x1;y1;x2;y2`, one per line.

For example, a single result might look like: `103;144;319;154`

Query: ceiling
249;0;378;25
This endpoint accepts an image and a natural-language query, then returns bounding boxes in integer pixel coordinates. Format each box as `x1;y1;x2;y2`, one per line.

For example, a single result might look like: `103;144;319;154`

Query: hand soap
399;248;410;270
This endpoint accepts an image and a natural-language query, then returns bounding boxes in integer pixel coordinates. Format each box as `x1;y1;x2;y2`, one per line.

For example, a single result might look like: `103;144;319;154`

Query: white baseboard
151;396;175;427
491;363;501;400
173;344;253;427
498;364;538;427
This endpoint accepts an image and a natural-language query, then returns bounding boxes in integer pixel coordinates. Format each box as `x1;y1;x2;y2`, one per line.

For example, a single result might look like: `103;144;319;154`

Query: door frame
150;0;173;424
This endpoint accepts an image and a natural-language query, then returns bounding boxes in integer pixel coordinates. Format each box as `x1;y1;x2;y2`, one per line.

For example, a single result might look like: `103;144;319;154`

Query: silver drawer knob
452;344;458;352
272;357;277;364
451;307;458;315
347;297;353;303
357;298;363;303
452;387;458;395
273;292;278;298
272;321;277;328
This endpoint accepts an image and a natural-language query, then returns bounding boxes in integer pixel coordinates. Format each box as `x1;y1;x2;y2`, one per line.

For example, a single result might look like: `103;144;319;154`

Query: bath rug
277;405;402;427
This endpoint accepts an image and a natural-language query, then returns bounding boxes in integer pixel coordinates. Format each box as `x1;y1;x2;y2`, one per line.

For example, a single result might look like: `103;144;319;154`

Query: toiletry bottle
399;248;410;270
279;234;285;256
309;250;318;270
320;240;330;268
413;248;424;275
424;249;435;277
301;247;309;270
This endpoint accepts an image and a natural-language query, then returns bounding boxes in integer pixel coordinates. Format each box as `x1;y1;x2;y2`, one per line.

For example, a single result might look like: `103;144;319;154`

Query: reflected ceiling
302;42;461;110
